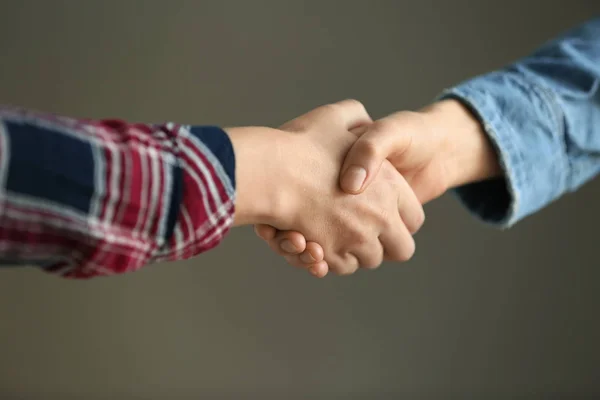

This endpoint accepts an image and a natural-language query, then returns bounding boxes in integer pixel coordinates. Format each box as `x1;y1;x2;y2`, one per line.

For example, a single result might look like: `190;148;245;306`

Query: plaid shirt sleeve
0;106;236;278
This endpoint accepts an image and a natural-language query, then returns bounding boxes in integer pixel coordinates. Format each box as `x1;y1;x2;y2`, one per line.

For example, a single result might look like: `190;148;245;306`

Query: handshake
227;99;500;277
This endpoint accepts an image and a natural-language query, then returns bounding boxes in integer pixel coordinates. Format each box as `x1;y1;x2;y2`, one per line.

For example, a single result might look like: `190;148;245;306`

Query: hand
231;100;425;277
337;99;502;201
255;99;501;272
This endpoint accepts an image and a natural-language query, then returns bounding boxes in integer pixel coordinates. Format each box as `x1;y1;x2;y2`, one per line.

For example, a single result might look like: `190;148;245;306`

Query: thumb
339;120;410;194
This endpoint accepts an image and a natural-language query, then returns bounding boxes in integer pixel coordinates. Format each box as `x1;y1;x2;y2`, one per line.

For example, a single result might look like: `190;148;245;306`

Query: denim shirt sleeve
437;18;600;228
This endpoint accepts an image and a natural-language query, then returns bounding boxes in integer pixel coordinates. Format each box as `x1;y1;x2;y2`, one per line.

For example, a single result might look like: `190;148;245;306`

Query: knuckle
336;266;358;276
395;239;416;262
329;264;344;275
345;229;369;248
409;208;426;234
356;137;380;159
329;257;359;276
361;259;382;270
317;103;345;126
321;103;342;117
338;98;364;110
359;247;384;270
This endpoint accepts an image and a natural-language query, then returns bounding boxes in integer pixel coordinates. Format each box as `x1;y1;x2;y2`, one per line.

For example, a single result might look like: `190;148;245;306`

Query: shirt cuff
437;70;569;228
156;125;237;263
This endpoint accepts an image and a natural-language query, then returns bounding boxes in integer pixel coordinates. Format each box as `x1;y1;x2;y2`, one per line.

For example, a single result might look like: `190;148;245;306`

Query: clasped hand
233;99;456;278
249;97;496;277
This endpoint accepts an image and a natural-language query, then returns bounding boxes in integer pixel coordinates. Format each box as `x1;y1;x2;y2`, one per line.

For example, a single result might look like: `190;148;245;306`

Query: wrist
225;126;294;227
422;99;502;189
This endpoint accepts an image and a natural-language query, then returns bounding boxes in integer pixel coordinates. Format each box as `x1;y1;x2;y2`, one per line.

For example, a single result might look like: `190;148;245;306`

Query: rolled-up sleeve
438;18;600;227
0;107;236;278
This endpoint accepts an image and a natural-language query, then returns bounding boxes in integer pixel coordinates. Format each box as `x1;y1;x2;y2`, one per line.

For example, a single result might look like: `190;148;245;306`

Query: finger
266;231;307;256
309;261;329;278
300;241;325;264
331;99;373;130
283;99;372;132
339;118;413;194
378;174;422;260
353;240;385;270
396;177;426;235
281;253;328;277
282;254;327;272
282;241;325;268
283;253;312;269
254;224;277;241
379;219;416;263
327;252;360;276
278;231;313;256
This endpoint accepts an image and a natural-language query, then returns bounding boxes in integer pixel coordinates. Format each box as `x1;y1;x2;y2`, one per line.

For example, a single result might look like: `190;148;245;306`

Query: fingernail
342;166;367;192
280;240;297;253
300;252;316;264
309;267;320;277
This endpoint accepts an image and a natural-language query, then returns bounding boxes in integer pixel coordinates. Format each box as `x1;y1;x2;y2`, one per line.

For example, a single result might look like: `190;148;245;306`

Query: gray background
0;1;598;399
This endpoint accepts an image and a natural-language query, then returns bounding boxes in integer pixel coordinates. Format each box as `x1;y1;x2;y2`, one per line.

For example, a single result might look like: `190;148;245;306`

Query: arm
336;18;600;225
257;18;600;268
0;106;243;278
0;100;423;279
437;17;600;226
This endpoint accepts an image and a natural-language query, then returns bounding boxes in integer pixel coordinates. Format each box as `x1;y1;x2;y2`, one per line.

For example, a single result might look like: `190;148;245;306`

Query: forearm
422;99;502;189
225;126;292;228
0;107;238;277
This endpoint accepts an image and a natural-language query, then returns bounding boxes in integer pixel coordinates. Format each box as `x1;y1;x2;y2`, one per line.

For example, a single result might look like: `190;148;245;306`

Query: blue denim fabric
439;18;600;227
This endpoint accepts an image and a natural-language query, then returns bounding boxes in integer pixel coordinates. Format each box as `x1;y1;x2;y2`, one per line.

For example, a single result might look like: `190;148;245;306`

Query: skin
254;99;503;277
227;99;425;276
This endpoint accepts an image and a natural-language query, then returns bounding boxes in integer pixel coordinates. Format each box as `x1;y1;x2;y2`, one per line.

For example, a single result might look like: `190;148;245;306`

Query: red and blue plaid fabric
0;107;236;278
